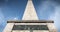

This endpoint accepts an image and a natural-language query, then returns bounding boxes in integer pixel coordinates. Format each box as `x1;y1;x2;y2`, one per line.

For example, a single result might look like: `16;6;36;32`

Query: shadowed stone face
12;25;49;32
12;25;49;30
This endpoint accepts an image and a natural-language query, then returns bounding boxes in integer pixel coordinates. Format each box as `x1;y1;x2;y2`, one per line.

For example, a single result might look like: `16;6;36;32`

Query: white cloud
13;17;18;20
0;8;5;25
48;6;60;32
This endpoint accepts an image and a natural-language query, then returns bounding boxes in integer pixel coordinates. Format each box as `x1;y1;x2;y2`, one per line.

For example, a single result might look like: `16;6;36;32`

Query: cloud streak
0;8;5;32
48;6;60;32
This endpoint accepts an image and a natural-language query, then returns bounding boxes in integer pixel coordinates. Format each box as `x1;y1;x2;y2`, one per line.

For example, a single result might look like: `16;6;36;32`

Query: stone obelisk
22;0;38;20
3;0;57;32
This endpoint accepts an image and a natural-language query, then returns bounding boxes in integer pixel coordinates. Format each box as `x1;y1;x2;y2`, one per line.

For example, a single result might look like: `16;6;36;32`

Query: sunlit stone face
12;30;49;32
12;25;49;32
12;30;30;32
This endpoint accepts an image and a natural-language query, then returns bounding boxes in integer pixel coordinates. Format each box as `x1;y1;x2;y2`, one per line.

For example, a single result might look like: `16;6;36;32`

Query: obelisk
22;0;38;20
3;0;57;32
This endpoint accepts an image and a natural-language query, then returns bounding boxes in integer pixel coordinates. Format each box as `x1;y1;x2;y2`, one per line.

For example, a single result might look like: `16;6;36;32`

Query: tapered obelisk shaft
22;0;38;20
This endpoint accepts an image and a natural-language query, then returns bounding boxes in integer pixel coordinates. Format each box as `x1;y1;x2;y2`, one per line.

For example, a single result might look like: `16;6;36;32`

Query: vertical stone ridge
22;0;38;20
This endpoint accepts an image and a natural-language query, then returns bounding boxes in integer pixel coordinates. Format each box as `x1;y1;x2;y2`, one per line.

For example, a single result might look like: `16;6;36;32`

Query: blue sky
0;0;60;32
